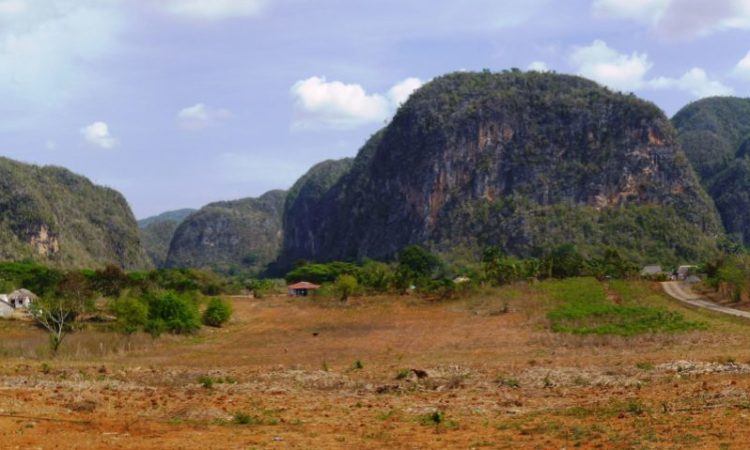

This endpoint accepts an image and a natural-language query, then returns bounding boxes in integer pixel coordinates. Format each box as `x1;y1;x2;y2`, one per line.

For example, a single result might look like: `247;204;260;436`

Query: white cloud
527;61;550;72
570;40;730;99
570;40;652;91
592;0;750;38
81;121;117;149
163;0;268;20
733;50;750;80
177;103;232;130
290;76;423;130
387;78;424;106
649;68;734;98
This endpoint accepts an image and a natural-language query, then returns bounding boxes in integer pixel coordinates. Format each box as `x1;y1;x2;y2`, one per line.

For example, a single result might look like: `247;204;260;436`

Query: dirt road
662;281;750;319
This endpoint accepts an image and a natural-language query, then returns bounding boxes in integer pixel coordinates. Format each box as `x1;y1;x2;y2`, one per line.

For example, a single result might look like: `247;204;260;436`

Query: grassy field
2;279;750;448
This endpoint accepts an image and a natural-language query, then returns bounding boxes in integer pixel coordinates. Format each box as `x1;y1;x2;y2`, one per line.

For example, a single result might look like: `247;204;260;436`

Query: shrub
285;261;360;284
334;274;358;301
112;297;149;335
198;375;214;389
145;291;201;334
233;412;255;425
202;298;233;327
358;260;394;293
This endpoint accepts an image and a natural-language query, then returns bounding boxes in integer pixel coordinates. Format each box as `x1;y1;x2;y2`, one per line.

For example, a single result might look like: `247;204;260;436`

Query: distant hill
138;209;196;268
673;97;750;245
138;209;195;228
165;190;286;273
673;97;750;180
280;70;722;266
0;157;151;269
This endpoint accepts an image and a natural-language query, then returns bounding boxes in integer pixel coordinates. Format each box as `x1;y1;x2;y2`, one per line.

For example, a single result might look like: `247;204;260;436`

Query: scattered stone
66;400;97;413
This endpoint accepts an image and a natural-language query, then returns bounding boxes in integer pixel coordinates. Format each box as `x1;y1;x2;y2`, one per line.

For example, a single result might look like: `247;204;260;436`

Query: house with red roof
287;281;321;297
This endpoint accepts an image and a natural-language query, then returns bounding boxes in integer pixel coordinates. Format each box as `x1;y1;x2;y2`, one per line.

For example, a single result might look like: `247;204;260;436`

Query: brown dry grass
2;282;750;448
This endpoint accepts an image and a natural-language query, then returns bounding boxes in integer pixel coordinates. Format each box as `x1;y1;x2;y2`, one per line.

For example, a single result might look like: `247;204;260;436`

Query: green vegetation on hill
0;157;151;269
673;97;750;179
673;97;750;247
140;220;182;268
281;158;354;266
281;70;722;268
138;209;196;268
165;190;286;274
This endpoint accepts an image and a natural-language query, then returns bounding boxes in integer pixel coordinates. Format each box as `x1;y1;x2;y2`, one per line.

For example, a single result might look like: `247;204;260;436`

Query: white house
5;289;37;309
0;295;13;319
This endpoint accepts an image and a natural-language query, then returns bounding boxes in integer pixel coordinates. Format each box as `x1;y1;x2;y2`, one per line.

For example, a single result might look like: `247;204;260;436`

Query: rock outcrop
280;71;722;266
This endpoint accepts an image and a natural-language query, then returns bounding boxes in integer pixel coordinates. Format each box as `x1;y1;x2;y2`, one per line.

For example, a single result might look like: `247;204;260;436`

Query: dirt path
662;281;750;319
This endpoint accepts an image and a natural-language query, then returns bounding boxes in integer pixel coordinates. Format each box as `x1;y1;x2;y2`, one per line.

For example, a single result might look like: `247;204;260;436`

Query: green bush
202;298;233;327
334;274;358;301
145;291;201;334
112;297;149;335
285;261;359;284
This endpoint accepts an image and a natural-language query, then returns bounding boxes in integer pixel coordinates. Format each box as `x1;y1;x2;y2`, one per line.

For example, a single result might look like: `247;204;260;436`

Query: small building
640;265;664;277
8;289;37;309
0;295;13;319
287;281;321;297
676;265;697;281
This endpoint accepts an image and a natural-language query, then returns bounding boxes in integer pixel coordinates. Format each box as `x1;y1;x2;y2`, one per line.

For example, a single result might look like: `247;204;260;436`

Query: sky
1;0;750;219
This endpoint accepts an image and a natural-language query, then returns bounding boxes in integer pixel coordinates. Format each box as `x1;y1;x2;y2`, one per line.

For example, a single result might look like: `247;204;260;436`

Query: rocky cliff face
281;71;722;265
165;190;286;273
673;97;750;245
138;209;196;268
280;158;353;265
0;157;151;269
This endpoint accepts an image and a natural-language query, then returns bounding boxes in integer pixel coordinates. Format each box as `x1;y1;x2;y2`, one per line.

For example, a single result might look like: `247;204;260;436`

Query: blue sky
1;0;750;218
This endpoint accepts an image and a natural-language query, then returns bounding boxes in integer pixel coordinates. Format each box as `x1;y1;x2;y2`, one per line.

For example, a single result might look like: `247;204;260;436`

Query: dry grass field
2;280;750;449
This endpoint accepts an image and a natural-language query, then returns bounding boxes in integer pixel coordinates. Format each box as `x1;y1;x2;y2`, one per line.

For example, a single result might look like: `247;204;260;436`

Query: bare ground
2;284;750;449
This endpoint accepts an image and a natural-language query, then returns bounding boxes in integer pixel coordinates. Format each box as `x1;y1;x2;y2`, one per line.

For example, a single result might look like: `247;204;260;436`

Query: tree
395;245;442;290
202;298;233;327
30;295;87;355
547;244;584;278
482;247;522;285
358;260;393;293
334;274;358;301
145;291;201;334
56;272;95;305
112;297;149;335
31;272;95;354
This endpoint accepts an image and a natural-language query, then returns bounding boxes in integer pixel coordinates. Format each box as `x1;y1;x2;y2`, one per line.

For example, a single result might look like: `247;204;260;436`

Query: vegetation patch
542;278;704;336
